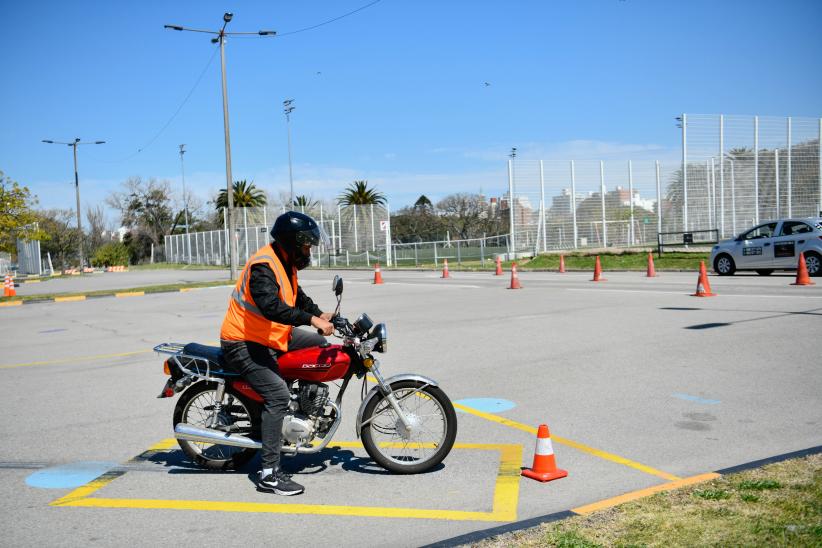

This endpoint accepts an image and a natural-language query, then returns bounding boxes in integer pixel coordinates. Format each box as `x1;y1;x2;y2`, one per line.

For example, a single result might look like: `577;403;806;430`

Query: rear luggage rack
153;342;237;379
153;342;186;355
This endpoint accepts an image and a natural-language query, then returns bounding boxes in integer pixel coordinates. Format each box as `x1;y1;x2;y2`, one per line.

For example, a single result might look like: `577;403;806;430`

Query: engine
281;382;331;446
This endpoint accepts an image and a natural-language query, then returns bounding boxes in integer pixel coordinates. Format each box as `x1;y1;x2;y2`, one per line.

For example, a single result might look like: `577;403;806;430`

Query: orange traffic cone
373;263;384;285
3;275;10;297
646;253;657;278
508;262;522;289
791;252;815;286
559;255;566;273
522;424;567;482
591;256;605;282
441;258;450;279
494;256;503;276
691;261;716;297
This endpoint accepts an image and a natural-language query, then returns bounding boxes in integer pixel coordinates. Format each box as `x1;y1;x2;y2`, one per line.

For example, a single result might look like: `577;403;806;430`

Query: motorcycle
154;275;457;474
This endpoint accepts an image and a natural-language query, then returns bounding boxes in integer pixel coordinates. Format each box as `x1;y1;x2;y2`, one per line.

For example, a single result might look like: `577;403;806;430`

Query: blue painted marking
455;398;516;413
672;393;721;405
25;461;117;489
38;328;68;334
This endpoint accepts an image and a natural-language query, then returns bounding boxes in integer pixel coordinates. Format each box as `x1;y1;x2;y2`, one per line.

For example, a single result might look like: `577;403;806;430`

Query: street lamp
42;138;106;267
508;147;517;255
179;144;191;264
165;13;276;279
283;99;295;211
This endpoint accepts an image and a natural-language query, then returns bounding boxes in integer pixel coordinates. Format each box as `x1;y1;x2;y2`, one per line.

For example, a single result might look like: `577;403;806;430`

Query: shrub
92;242;130;267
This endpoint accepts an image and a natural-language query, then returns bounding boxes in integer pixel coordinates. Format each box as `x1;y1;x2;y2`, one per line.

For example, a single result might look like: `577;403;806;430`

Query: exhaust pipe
174;423;262;450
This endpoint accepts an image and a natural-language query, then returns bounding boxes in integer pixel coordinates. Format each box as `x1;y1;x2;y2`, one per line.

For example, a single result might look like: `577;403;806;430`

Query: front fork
369;360;413;433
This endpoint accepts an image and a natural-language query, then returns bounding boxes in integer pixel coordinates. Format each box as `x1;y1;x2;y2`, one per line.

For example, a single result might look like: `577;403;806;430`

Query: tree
215;180;267;209
414;195;433;211
293;195;318;209
436;193;504;240
35;209;82;270
338;180;386;206
0;171;40;252
107;177;179;261
84;204;110;260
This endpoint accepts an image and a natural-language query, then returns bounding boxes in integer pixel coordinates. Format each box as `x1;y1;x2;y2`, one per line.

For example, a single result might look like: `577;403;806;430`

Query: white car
710;217;822;276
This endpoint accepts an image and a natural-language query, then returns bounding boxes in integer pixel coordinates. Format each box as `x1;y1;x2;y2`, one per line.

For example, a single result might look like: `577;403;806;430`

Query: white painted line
347;280;481;289
566;288;822;299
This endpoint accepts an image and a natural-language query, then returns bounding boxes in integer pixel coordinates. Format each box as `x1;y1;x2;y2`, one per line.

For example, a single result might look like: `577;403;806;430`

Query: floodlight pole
164;13;276;279
284;99;295;211
179;144;191;264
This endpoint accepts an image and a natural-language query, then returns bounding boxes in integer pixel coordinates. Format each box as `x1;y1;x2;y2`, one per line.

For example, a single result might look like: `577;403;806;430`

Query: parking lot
1;268;820;546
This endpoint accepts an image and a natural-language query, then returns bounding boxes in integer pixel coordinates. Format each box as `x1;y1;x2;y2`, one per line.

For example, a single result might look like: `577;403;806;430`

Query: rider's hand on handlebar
319;311;335;321
311;315;334;336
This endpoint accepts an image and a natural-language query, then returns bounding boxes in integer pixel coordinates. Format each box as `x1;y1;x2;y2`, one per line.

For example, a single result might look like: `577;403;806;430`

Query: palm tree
338;180;386;206
215;180;267;210
293;195;318;209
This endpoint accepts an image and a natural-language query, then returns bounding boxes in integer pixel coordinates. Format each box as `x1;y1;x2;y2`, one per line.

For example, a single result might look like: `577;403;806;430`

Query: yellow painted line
115;291;144;298
453;402;680;482
23;279;42;283
571;472;721;515
0;301;23;307
54;295;86;302
51;441;522;522
0;350;151;370
179;287;198;292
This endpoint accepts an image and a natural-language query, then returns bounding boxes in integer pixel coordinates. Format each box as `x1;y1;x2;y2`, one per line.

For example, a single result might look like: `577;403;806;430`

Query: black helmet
270;211;329;270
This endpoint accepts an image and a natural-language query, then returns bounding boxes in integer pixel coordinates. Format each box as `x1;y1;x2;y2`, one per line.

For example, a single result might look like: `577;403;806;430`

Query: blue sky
2;0;821;226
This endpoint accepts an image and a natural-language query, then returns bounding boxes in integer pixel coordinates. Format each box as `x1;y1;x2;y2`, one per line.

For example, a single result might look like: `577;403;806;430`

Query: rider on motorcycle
220;211;334;495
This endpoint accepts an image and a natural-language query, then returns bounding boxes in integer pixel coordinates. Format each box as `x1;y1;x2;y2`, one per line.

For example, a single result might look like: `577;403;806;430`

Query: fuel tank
277;344;352;382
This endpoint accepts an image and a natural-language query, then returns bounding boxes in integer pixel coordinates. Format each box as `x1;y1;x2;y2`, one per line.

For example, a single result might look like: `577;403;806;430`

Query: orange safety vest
220;245;299;351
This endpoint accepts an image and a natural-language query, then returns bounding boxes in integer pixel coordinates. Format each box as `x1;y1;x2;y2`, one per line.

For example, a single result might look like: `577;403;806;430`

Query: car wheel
755;269;773;276
714;254;736;276
805;251;821;277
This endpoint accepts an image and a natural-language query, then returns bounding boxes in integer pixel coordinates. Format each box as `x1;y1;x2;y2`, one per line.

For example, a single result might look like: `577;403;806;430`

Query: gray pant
221;328;326;471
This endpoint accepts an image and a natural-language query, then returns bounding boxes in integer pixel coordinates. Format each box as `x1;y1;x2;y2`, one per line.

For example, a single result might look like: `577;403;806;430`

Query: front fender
355;374;439;437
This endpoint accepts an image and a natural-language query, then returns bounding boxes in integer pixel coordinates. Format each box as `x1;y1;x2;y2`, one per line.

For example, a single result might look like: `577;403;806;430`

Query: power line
276;0;383;37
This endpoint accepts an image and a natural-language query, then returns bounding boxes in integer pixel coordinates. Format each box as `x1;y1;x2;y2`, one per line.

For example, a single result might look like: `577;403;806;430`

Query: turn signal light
163;360;171;375
363;358;374;369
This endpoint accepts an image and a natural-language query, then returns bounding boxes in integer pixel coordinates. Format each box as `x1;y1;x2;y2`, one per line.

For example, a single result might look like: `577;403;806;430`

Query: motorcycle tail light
163;360;171;375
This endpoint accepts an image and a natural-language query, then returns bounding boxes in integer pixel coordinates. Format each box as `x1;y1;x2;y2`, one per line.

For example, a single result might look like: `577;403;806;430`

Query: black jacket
248;244;322;326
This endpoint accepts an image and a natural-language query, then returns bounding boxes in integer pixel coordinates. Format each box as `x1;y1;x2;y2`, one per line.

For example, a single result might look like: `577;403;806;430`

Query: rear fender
355;374;439;437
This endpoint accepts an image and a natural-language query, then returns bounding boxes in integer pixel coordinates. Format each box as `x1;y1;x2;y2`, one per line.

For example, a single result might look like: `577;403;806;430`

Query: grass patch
524;251;710;271
128;262;228;271
476;453;822;547
0;279;233;303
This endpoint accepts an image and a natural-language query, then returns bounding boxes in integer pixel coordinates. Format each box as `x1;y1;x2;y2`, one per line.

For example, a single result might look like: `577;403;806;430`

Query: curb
422;444;822;548
0;284;233;307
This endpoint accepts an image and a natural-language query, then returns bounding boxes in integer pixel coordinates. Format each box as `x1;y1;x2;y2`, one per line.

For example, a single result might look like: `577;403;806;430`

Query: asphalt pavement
1;268;820;546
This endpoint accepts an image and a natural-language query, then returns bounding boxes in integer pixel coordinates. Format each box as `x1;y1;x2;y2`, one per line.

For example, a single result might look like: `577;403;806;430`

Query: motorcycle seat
182;343;226;368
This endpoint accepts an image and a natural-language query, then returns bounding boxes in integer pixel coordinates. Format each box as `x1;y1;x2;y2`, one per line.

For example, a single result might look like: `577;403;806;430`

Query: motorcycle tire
360;380;457;474
173;381;260;471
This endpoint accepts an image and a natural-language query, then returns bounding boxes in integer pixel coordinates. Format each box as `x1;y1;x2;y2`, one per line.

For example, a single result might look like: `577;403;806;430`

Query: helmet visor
295;224;331;249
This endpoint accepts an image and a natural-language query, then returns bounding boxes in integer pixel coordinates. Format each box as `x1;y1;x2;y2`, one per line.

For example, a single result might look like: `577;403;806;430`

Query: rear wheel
805;251;821;277
360;380;457;474
173;382;259;470
755;269;773;276
714;254;736;276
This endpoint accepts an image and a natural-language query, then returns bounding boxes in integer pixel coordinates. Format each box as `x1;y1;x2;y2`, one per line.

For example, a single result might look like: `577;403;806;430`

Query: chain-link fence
165;204;391;267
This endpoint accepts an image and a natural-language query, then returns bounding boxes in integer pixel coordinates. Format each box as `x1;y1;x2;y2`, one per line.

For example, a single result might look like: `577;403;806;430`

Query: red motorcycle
155;275;457;474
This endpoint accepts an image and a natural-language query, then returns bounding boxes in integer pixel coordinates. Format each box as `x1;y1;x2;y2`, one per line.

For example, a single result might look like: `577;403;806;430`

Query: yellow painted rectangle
54;295;86;302
115;292;144;298
179;288;197;292
0;300;23;307
50;441;522;522
23;279;42;283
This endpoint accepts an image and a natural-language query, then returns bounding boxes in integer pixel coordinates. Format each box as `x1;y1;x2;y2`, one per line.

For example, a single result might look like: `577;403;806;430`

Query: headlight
372;323;388;353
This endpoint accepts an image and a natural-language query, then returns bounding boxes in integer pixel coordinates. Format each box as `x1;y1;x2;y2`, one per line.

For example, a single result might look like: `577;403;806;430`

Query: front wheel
360;380;457;474
714;254;736;276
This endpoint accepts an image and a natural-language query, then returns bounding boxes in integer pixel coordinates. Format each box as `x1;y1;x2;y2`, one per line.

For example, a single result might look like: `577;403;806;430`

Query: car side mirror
332;275;343;296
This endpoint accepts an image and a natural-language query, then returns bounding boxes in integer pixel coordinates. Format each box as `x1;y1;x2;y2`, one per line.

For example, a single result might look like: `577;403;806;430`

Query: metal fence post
414;243;418;266
628;160;635;245
655;160;662;236
719;114;725;238
353;206;359;253
754;115;760;224
775;150;780;218
370;203;376;251
243;207;249;262
731;160;736;235
539;160;546;253
457;240;461;265
433;242;438;266
571;160;578;249
600;161;607;247
507;159;515;255
682;113;688;232
819;118;822;216
787;117;792;217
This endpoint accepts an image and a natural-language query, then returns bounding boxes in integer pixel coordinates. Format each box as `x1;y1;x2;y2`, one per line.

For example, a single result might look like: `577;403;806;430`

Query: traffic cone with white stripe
559;254;566;273
7;275;15;297
3;275;10;297
691;260;716;297
508;262;522;289
522;424;567;482
441;259;450;279
373;263;384;285
494;256;503;276
791;252;815;286
591;255;605;282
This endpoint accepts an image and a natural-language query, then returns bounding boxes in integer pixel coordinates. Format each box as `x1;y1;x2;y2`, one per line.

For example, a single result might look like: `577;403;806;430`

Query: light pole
283;99;295;211
508;147;517;255
42;138;105;267
165;13;275;279
179;144;191;264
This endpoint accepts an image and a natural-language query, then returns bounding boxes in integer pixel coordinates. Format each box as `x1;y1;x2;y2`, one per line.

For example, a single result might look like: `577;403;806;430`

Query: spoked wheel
360;380;457;474
173;382;259;470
